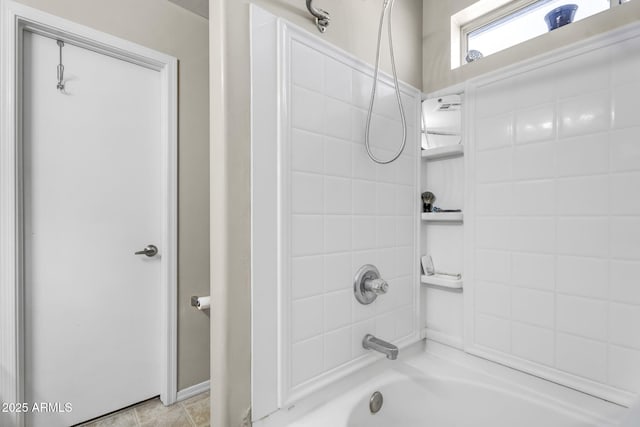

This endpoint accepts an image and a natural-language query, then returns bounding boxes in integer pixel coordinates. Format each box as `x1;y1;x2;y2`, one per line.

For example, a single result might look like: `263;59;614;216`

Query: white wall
464;25;640;406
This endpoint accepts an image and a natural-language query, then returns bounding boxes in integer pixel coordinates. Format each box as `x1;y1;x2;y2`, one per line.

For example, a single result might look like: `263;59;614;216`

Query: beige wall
423;0;640;92
209;0;423;425
15;0;210;390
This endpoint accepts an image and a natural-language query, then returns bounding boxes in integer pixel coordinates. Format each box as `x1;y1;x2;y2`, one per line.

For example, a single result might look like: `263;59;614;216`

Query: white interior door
23;31;163;427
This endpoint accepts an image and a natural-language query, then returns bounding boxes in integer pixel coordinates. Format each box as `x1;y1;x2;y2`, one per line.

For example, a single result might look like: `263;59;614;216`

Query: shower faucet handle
364;278;388;295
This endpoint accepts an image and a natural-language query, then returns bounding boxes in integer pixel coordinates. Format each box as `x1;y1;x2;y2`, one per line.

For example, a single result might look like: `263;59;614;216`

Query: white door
23;31;163;427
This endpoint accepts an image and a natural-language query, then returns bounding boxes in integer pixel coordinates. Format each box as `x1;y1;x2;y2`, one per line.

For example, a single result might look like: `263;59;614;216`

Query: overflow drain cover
369;391;383;414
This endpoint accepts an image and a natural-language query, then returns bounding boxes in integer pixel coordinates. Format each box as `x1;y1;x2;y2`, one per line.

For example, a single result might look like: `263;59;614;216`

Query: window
458;0;617;65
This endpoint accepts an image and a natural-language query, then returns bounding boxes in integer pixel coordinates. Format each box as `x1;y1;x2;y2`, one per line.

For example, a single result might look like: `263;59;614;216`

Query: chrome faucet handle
365;278;388;295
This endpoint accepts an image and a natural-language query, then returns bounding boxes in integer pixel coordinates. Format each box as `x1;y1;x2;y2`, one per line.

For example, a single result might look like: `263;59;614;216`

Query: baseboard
176;380;210;402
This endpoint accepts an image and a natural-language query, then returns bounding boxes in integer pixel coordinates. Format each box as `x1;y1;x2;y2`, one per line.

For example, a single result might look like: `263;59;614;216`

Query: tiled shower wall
468;33;640;404
285;33;421;399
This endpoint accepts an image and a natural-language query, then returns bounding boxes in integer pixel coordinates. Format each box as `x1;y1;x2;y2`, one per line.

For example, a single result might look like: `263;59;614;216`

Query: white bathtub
285;341;626;427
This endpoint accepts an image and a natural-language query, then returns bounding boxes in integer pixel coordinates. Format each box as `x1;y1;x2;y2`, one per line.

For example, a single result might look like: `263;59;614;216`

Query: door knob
134;244;158;257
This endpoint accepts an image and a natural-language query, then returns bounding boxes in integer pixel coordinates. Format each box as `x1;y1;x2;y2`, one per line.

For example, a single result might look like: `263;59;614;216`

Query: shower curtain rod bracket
306;0;330;33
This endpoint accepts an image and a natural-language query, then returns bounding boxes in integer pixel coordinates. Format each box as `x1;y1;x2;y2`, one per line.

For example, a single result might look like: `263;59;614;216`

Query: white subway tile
352;295;376;323
292;173;324;214
324;57;352;103
610;128;640;173
292;256;324;300
376;183;397;216
395;155;416;186
613;83;640;129
375;311;398;341
557;217;608;258
612;38;640;87
352;319;376;358
477;148;512;183
352;143;377;182
292;296;324;342
476;113;513;150
512;180;555;216
325;176;352;214
352;180;376;215
401;95;417;129
324;137;352;178
513;66;557;109
476;282;511;318
324;216;351;253
376;157;398;183
515;104;555;144
292;336;324;385
376;248;397;280
610;303;640;350
395;307;414;338
292;86;325;133
352;70;374;110
476;217;512;250
324;97;352;140
396;217;413;247
476;183;513;216
557;256;608;299
512;252;555;290
376;217;396;248
476;78;516;118
510;217;555;253
512;322;555;366
324;326;352;370
555;50;610;99
393;276;413;308
512;288;554;328
351;108;367;144
292;215;324;256
353;216;377;250
558;91;610;138
396;246;414;279
395;186;415;216
609;345;640;393
557;295;607;340
476;315;511;352
611;218;640;260
556;176;609;216
513;141;555;180
292;129;324;173
556;333;607;382
324;252;352;293
611;172;640;215
476;250;510;284
291;41;323;92
373;83;400;119
557;133;608;177
324;290;352;332
611;260;640;305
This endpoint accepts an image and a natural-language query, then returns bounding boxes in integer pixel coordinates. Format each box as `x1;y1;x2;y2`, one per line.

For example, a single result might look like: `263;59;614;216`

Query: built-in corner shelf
421;212;463;222
421;144;464;160
421;274;463;290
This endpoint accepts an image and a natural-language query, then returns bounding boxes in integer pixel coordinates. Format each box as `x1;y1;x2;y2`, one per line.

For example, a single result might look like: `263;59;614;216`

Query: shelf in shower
421;212;463;222
421;144;464;160
421;274;463;289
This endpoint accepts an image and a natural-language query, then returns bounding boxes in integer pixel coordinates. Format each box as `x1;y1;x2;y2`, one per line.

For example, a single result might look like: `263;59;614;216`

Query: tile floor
78;391;210;427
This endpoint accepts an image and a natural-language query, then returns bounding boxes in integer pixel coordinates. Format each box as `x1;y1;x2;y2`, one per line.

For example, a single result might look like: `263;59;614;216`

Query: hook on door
56;40;65;91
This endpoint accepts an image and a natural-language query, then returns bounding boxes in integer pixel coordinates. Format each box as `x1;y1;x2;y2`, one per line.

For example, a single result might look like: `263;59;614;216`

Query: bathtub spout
363;334;398;360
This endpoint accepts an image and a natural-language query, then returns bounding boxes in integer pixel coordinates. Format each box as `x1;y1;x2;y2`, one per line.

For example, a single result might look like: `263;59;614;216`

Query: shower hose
364;0;408;165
